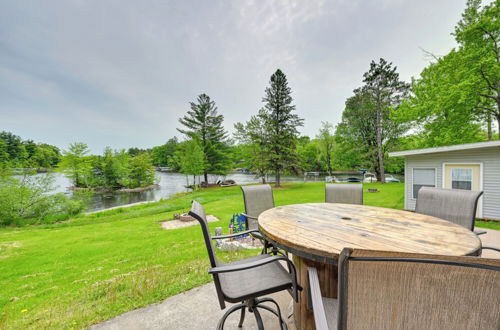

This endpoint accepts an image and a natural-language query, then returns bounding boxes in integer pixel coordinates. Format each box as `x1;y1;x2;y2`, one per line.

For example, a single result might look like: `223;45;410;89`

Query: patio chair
307;248;500;330
415;187;487;235
241;184;277;254
325;184;363;205
189;200;300;330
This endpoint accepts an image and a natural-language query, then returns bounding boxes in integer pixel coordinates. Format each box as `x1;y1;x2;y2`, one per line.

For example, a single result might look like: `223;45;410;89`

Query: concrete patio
92;228;500;330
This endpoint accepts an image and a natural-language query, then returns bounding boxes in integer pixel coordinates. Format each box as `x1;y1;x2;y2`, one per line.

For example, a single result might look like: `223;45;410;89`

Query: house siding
404;146;500;220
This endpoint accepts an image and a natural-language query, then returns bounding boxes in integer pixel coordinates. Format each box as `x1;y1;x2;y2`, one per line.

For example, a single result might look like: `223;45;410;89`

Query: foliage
335;59;409;181
126;153;156;189
233;109;272;182
400;0;499;144
0;171;85;226
60;144;155;189
316;122;335;174
178;139;205;187
178;94;230;183
0;131;61;168
258;69;304;186
151;137;179;167
59;142;93;187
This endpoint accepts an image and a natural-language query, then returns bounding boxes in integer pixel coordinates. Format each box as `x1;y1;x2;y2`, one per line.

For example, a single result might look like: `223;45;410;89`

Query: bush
0;172;86;226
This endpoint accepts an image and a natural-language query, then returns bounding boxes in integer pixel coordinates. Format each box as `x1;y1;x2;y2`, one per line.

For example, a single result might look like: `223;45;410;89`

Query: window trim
442;162;484;218
411;167;437;200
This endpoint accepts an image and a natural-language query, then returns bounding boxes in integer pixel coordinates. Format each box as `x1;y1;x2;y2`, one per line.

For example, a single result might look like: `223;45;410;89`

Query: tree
178;94;230;183
316;122;335;175
127;153;156;188
400;0;499;143
361;59;410;182
179;139;205;188
151;137;179;167
454;0;500;138
259;69;304;187
101;147;129;189
60;142;92;187
334;90;377;171
0;171;85;225
234;109;272;183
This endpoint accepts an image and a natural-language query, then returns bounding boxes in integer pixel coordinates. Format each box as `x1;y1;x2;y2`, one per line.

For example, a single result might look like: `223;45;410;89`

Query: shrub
0;171;86;226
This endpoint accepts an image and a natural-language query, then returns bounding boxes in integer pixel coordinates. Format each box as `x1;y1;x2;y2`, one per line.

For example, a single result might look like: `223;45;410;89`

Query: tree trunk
497;115;500;140
193;174;196;190
487;114;492;140
204;172;208;185
376;105;386;183
275;168;281;187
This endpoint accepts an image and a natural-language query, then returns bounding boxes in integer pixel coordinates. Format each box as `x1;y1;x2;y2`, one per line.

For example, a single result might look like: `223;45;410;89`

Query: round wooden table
258;203;481;330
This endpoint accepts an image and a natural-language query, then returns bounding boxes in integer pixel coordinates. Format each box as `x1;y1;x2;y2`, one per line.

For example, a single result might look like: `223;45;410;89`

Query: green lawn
0;182;496;329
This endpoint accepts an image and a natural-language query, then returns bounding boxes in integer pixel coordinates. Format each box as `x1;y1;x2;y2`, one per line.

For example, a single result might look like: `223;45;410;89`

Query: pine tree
260;69;304;187
362;59;409;183
177;94;229;183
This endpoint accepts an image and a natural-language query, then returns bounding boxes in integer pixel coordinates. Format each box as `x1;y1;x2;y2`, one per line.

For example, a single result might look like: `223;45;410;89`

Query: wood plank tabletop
258;203;481;262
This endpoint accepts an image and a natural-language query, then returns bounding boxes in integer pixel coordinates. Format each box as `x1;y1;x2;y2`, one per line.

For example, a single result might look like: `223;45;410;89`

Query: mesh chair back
325;184;363;205
189;200;226;308
415;187;483;230
241;184;274;230
338;248;500;330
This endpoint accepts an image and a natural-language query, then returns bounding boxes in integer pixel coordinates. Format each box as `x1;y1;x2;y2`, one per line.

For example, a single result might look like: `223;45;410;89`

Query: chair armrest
481;245;500;252
209;255;290;274
474;228;487;236
241;213;257;220
211;229;260;240
210;255;300;302
307;267;329;330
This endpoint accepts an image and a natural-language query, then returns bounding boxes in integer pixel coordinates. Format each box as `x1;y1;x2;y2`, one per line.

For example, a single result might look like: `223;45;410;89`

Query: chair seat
322;297;338;330
219;254;293;302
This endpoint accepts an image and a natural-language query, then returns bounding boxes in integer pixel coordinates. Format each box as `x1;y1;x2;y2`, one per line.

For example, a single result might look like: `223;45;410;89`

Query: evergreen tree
259;69;303;187
178;94;229;183
361;59;410;183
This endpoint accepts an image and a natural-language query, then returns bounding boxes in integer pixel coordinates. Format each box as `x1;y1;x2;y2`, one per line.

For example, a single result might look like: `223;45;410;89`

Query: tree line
0;131;61;169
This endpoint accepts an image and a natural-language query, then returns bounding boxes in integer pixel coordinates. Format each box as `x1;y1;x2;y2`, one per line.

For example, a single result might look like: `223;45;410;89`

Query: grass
0;182;496;329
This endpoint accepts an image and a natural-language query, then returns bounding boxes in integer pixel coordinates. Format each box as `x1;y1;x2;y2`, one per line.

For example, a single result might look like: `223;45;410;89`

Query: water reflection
31;171;403;212
42;172;305;212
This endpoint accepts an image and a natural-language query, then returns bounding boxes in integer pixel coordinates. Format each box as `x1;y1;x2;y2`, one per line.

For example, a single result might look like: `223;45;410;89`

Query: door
443;163;482;217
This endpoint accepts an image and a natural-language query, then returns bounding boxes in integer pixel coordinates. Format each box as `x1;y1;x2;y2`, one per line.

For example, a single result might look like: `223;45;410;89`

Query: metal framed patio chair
307;248;500;330
189;200;300;330
325;184;363;205
415;187;487;235
241;184;278;254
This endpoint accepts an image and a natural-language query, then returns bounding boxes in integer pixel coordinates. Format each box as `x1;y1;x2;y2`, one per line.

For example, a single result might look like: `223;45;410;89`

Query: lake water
36;171;403;212
45;172;305;212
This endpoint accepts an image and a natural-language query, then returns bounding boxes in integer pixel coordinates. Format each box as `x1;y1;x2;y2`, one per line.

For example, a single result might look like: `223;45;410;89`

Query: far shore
70;184;160;193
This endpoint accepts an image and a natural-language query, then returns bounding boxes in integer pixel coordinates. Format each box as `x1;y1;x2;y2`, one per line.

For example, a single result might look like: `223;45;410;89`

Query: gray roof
389;140;500;157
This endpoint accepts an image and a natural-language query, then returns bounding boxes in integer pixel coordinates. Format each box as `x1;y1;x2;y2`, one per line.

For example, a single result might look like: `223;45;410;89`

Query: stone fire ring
160;215;219;230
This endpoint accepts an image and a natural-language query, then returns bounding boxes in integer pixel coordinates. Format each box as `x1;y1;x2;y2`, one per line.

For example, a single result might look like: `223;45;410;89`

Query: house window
451;168;472;190
413;168;435;198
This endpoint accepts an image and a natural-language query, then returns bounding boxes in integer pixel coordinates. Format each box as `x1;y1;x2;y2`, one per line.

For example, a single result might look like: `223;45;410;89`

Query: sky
0;0;466;153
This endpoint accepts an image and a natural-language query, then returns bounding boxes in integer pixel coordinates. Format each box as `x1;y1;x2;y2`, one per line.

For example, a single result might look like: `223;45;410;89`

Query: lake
45;172;305;212
38;171;403;212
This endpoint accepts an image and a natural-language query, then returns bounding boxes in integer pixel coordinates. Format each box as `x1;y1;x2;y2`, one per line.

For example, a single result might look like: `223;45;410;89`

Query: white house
389;141;500;220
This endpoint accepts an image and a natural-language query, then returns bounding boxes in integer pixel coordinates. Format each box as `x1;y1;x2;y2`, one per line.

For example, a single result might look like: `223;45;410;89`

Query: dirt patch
160;215;219;230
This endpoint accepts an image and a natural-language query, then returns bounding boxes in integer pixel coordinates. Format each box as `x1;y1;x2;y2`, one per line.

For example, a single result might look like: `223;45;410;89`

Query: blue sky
0;0;465;153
